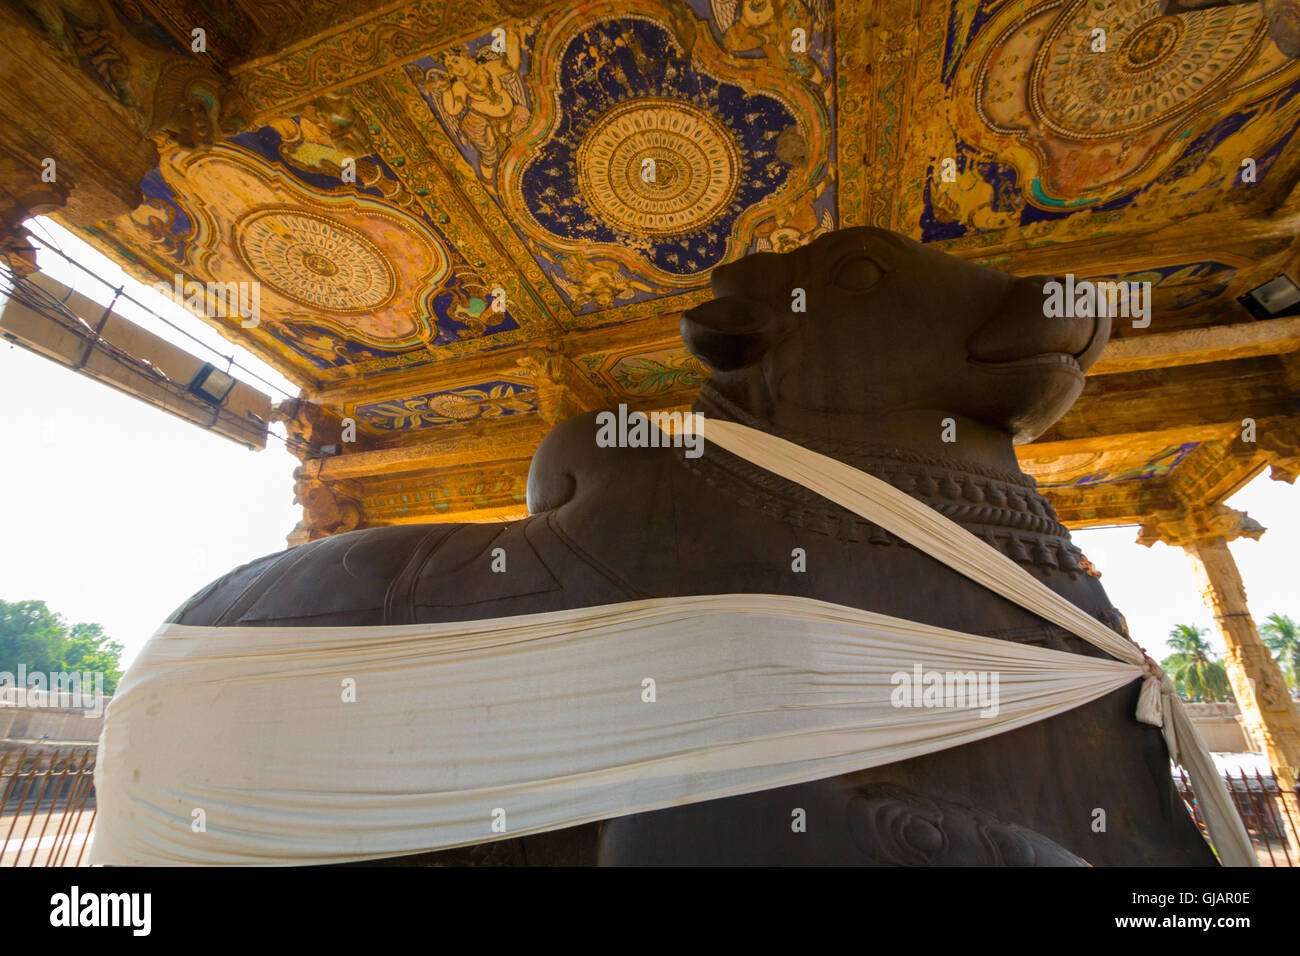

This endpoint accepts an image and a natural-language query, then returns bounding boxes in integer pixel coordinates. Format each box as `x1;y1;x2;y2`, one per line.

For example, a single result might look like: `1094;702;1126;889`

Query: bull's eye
832;255;885;293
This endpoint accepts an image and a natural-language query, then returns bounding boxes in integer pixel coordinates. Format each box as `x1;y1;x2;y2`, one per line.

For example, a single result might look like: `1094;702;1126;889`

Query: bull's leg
596;780;1087;866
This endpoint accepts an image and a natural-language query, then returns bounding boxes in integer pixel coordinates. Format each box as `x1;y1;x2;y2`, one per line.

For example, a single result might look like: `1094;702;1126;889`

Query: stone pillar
1139;504;1300;855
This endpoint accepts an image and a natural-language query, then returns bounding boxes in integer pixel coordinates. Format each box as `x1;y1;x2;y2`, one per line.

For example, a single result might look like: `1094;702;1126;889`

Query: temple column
1139;505;1300;855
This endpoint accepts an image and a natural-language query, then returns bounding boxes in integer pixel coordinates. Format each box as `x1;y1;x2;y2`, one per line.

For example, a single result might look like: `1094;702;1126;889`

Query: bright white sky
1;219;301;668
1;218;1297;670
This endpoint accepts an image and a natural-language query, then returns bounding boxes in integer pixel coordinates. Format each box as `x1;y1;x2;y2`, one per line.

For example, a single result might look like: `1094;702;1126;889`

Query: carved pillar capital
18;0;247;149
271;395;375;460
287;466;363;546
515;345;606;425
1255;414;1300;485
1136;503;1266;550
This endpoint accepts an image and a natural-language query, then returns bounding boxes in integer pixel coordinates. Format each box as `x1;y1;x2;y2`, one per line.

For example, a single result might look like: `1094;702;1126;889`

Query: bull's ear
680;296;781;371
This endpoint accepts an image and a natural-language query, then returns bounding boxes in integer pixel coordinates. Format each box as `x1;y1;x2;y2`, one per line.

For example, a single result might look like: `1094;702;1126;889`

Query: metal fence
2;740;1295;866
0;745;97;866
1175;766;1299;866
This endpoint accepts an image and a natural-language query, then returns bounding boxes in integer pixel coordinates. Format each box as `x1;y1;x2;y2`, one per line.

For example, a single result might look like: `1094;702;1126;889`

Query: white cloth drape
692;418;1254;867
92;596;1150;865
89;417;1253;866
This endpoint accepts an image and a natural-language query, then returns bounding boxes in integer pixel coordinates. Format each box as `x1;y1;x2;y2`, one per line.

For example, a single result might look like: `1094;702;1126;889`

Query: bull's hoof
846;784;1087;866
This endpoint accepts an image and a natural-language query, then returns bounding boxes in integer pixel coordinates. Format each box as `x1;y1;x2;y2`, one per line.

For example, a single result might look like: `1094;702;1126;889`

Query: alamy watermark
890;664;1000;718
0;665;105;718
50;886;150;935
595;404;704;459
154;274;261;328
1042;274;1151;328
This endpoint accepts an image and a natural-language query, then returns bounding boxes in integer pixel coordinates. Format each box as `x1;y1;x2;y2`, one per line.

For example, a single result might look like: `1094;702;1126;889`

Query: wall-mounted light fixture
188;362;237;405
1237;275;1300;321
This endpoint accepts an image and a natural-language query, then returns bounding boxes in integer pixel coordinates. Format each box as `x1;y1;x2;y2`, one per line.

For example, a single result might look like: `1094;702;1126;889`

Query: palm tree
1259;613;1299;692
1161;623;1233;702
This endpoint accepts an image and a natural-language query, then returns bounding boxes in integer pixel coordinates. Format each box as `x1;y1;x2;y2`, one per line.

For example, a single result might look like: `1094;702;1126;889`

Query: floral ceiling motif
355;381;537;430
103;119;524;377
1022;443;1200;487
233;207;407;316
406;0;835;314
1023;0;1266;141
66;0;1300;411
913;0;1300;241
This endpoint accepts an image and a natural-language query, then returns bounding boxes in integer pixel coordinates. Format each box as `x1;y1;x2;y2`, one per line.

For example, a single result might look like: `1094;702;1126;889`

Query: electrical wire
0;259;316;456
20;229;298;401
24;217;69;261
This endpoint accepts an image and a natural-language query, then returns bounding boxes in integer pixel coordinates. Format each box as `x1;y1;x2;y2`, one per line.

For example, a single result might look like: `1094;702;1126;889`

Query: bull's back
161;477;1216;865
168;516;641;629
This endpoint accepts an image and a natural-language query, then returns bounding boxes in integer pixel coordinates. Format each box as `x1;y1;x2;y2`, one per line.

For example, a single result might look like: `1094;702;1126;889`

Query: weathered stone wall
1184;701;1258;754
0;705;105;743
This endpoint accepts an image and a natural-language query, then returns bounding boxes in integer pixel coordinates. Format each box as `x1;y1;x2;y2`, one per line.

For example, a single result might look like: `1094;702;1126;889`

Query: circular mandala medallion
428;393;481;420
1117;16;1183;71
234;208;398;314
577;99;740;237
1028;0;1267;139
1020;452;1105;483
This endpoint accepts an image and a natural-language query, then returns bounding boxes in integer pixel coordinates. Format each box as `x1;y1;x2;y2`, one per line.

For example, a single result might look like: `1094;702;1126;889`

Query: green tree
1259;613;1300;691
0;600;67;673
0;599;123;694
1161;623;1233;702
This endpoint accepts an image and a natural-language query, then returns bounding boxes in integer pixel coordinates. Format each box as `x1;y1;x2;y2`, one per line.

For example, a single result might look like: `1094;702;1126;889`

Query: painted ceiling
61;0;1300;481
1021;441;1200;487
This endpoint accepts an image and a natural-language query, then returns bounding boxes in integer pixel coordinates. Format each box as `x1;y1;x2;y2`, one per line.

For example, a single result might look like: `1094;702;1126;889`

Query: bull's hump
167;524;443;628
164;517;641;629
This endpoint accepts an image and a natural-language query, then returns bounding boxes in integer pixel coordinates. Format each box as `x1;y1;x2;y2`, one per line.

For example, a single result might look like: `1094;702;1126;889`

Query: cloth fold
91;596;1152;865
88;417;1254;866
689;417;1254;866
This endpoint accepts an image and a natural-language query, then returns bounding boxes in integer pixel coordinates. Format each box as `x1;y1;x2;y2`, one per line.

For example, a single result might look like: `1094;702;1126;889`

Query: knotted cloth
89;418;1254;866
695;418;1252;867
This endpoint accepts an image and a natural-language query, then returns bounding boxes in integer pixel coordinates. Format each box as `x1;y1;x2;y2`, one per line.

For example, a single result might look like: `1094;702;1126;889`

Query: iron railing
2;740;1294;866
1175;766;1299;866
0;745;97;866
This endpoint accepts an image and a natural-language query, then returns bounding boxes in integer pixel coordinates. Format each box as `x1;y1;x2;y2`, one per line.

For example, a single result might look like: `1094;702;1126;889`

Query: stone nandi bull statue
174;227;1214;865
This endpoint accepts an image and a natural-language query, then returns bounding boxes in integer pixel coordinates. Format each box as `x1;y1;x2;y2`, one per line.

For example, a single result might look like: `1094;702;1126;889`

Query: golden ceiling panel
390;0;836;321
1020;442;1201;488
900;0;1300;245
90;123;536;384
75;0;844;392
35;0;1299;519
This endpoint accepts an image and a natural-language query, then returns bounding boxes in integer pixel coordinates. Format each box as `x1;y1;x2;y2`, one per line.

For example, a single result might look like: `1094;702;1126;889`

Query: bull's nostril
832;255;885;293
1074;310;1111;372
967;275;1104;364
1072;324;1097;359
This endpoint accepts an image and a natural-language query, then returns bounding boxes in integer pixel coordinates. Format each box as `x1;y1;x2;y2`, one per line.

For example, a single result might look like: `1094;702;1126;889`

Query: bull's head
682;227;1108;445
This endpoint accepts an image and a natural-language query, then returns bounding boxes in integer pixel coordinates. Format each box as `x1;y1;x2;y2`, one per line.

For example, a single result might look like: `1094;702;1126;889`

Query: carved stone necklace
684;384;1093;578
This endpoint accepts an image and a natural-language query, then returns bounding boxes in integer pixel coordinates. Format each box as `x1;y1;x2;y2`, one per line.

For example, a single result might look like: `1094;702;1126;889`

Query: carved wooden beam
304;313;685;409
1042;478;1182;529
1090;316;1300;375
0;2;159;266
230;0;571;119
358;459;531;525
1034;356;1296;448
312;415;549;481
